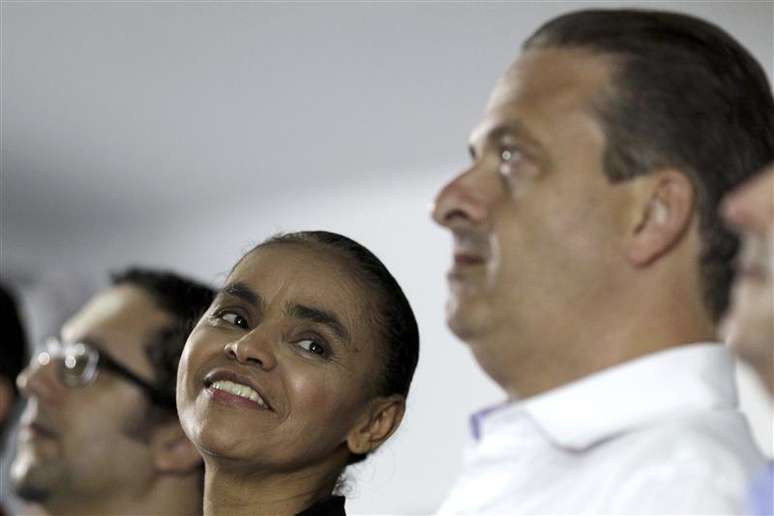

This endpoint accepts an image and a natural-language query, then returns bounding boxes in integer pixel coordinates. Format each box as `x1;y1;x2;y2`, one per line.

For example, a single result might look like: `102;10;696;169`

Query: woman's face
177;244;386;470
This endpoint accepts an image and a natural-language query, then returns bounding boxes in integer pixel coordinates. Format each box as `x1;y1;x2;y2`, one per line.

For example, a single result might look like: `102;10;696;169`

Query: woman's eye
296;339;327;356
217;311;248;329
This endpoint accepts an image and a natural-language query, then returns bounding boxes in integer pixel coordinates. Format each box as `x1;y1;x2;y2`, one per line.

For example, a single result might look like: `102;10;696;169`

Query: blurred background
2;1;772;513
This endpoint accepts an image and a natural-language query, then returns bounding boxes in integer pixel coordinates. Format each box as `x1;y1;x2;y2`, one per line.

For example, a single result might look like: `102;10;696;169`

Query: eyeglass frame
40;337;177;410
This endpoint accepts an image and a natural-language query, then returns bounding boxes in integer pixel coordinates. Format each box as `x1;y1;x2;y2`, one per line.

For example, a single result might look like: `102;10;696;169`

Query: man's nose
17;352;68;403
223;329;278;371
432;166;492;229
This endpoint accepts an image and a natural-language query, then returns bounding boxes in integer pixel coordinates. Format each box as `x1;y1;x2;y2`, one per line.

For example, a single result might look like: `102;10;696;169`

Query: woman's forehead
232;244;348;281
228;244;367;316
227;244;382;362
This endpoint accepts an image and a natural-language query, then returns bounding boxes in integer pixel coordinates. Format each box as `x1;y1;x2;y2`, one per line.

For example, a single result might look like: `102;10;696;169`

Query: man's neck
203;459;341;516
41;475;202;516
473;294;716;400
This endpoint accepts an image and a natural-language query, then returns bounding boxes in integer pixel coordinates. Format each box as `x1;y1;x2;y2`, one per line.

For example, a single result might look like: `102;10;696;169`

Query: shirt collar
471;343;738;451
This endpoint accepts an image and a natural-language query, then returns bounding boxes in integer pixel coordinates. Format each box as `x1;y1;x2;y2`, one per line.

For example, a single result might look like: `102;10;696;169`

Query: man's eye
217;311;249;329
499;148;523;176
296;339;327;356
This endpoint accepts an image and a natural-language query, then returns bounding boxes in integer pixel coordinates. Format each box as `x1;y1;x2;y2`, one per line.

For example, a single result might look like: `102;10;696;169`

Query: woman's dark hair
524;9;774;321
250;231;420;464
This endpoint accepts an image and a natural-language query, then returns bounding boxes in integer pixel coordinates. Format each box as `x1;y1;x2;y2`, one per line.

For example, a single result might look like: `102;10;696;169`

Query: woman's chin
191;421;256;464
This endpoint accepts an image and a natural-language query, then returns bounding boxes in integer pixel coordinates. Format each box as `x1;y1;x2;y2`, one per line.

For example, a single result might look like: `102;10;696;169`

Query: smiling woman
176;231;420;516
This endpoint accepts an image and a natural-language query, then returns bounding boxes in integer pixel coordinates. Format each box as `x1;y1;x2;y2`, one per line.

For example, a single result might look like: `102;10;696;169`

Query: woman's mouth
203;370;273;411
209;380;269;409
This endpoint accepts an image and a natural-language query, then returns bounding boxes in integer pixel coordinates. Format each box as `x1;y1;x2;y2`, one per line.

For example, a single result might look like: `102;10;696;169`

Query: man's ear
149;420;203;475
346;395;406;456
628;169;695;267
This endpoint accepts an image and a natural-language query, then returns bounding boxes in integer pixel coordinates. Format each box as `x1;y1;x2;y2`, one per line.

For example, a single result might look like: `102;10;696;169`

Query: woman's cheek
287;367;329;405
285;366;363;435
178;326;221;412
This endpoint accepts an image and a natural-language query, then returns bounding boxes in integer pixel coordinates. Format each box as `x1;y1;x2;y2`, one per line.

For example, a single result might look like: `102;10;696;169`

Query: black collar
296;495;346;516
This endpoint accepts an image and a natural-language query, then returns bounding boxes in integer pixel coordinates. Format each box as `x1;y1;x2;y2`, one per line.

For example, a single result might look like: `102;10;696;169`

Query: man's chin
13;482;50;504
446;295;491;343
10;457;60;504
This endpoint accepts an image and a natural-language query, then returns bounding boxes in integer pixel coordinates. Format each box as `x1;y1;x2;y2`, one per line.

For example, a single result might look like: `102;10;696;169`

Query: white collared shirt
437;344;767;515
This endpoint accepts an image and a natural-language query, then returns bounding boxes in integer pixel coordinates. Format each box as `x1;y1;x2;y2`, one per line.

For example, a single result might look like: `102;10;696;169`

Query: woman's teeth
211;380;268;408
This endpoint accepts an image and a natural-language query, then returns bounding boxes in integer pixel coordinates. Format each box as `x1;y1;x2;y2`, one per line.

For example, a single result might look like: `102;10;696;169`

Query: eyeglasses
38;337;176;410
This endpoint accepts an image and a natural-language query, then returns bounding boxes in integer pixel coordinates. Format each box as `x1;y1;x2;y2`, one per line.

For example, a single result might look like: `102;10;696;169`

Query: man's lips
453;253;486;266
735;250;770;283
450;228;490;267
19;405;58;439
20;421;58;441
203;368;274;412
737;264;769;283
448;253;488;283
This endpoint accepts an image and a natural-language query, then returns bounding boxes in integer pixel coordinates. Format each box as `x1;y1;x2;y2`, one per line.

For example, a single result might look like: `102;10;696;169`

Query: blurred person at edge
1;284;29;516
432;9;773;514
722;165;774;516
10;268;214;516
176;231;419;516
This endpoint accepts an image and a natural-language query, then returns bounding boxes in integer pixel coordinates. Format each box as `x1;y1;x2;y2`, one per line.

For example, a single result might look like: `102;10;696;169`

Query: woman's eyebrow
287;304;351;345
219;282;264;308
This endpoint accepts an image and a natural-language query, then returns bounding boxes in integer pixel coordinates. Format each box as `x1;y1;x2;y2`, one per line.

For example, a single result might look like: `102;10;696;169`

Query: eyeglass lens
44;338;99;387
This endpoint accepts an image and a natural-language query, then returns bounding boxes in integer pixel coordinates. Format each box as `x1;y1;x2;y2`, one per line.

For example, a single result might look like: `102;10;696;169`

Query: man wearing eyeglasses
10;268;214;516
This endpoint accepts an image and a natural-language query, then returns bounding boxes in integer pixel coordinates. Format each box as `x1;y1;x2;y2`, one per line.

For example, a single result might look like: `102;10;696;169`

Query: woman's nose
223;330;278;371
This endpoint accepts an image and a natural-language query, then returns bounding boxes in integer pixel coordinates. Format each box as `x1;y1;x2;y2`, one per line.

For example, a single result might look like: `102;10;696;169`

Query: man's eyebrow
287;304;351;344
470;119;543;157
219;282;263;307
77;336;104;349
488;121;542;150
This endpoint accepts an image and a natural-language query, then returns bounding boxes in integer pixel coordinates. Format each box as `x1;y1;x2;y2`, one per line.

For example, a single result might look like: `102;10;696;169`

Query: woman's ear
628;169;695;267
150;421;203;475
346;395;406;456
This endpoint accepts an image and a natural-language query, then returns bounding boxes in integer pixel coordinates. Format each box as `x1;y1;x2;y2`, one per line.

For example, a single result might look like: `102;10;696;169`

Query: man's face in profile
722;168;774;392
432;47;632;385
11;285;173;504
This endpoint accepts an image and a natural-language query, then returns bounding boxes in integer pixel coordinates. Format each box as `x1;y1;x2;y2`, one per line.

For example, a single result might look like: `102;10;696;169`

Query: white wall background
2;2;772;514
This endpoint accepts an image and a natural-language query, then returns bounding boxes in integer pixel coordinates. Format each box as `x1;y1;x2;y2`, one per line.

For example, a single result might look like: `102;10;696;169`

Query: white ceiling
3;1;773;256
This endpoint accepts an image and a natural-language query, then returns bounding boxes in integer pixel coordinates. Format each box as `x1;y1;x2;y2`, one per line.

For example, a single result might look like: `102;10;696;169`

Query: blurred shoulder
603;409;766;514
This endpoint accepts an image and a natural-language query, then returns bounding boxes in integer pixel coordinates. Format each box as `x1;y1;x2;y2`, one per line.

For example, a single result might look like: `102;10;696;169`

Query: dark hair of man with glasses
1;284;28;516
0;284;27;435
10;267;215;516
111;268;216;428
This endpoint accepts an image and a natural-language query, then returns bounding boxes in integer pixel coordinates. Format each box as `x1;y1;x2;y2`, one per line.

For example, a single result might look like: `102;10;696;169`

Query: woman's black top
296;495;346;516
